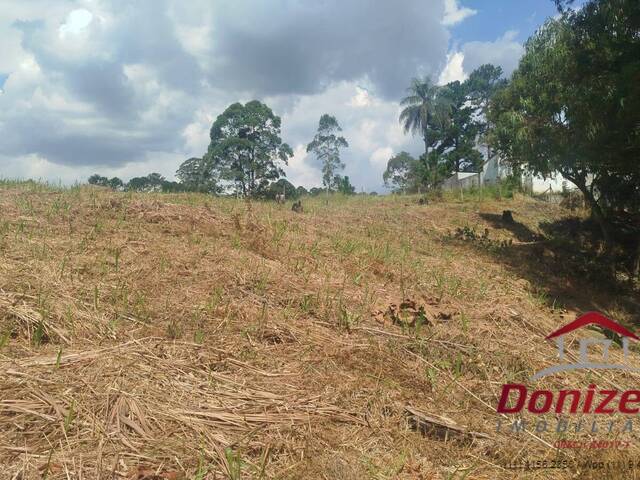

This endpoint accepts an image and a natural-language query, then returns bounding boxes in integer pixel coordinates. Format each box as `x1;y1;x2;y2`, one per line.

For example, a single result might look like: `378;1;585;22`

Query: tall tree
440;80;483;173
205;101;292;197
466;64;507;167
399;77;451;188
306;114;349;194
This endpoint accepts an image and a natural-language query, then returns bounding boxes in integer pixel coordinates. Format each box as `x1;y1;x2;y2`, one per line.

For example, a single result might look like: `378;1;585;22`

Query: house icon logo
531;311;640;381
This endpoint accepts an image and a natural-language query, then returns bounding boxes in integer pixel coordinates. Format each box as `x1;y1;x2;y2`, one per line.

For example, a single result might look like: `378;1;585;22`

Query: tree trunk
575;180;613;255
632;240;640;280
424;136;434;191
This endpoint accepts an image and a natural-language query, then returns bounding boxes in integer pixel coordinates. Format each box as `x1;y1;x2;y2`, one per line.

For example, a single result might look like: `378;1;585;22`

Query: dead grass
0;183;639;479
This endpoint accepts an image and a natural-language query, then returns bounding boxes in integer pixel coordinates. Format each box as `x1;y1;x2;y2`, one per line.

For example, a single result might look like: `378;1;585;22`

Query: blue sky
0;0;565;192
450;0;559;44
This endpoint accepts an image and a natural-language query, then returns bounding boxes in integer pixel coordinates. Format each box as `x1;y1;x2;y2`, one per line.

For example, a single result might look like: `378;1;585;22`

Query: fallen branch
405;406;490;443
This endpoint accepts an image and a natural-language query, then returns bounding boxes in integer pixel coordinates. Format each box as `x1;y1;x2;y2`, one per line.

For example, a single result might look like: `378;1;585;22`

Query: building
442;145;575;194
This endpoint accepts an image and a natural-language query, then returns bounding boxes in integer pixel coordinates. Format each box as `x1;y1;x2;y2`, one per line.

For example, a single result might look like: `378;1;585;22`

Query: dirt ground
0;183;639;479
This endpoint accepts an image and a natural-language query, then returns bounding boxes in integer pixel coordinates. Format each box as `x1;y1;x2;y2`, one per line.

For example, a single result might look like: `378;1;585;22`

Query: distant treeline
87;173;364;199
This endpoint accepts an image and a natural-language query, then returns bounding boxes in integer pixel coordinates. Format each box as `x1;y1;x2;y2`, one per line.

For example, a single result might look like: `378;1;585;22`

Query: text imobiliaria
495;312;640;444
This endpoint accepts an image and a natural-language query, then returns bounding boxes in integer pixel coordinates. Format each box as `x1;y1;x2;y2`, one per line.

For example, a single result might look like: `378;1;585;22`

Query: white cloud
370;147;394;168
181;109;214;156
442;0;477;26
0;0;456;192
348;86;373;107
267;81;422;192
461;30;524;76
285;144;318;189
59;9;93;37
0;151;186;184
438;51;467;85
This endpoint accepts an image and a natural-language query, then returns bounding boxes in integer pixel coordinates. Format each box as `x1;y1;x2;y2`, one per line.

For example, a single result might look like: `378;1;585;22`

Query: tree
296;186;308;197
126;173;166;192
489;0;640;271
88;174;109;187
176;157;219;193
465;64;507;169
205;101;292;197
306;114;349;194
439;80;484;173
108;177;124;190
383;152;419;193
88;174;124;190
335;175;356;195
399;77;451;188
162;180;193;193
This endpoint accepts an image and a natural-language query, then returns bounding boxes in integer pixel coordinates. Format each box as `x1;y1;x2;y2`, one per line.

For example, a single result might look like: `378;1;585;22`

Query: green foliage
88;174;109;187
335;175;356;195
440;80;484;173
306;114;349;191
224;447;243;480
88;174;123;190
205;100;293;197
465;64;507;131
399;77;451;152
489;0;640;264
107;177;123;190
383;151;420;193
176;157;219;193
127;172;166;192
396;68;506;192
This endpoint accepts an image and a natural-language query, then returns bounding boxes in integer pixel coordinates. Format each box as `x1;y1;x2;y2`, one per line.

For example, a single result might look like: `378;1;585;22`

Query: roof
546;311;639;340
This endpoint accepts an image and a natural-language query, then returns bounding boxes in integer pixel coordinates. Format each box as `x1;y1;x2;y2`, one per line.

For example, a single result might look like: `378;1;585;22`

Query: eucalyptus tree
306;114;349;195
204;101;292;197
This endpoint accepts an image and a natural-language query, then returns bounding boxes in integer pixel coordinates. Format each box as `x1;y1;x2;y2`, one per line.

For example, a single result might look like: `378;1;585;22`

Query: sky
0;0;560;192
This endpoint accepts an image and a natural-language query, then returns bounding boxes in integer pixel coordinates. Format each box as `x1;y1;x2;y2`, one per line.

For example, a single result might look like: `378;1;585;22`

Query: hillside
0;183;638;479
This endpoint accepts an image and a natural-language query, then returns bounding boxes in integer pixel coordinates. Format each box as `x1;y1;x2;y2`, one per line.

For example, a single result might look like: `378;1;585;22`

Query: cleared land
0;183;638;479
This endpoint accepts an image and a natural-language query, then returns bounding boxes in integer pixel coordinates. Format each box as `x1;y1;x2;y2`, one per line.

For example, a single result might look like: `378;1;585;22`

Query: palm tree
399;77;451;187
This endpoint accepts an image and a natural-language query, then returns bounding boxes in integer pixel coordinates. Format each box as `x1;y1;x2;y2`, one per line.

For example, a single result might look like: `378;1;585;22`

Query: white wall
443;144;578;193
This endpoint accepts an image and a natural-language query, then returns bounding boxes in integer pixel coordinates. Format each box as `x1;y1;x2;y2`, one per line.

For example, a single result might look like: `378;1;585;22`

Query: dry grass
0;182;639;479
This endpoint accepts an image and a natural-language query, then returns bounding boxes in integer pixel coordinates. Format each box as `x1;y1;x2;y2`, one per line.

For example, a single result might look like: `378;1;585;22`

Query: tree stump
292;201;303;213
502;210;514;223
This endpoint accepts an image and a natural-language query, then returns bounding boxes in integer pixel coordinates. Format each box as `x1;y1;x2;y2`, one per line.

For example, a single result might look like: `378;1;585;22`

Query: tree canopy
394;66;507;192
383;151;419;193
489;0;639;270
306;114;349;193
204;101;293;197
176;157;219;193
